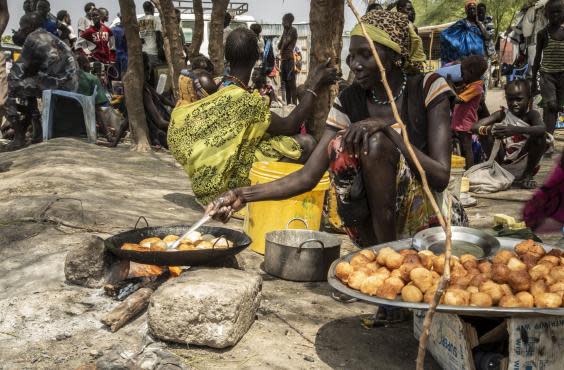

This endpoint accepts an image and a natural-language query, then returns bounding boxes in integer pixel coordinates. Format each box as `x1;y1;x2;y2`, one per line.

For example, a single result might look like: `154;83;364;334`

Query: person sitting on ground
176;54;217;106
77;2;95;33
5;12;78;150
472;79;546;189
56;10;77;48
139;1;165;67
208;10;467;246
80;8;113;64
451;55;488;169
532;0;564;135
168;27;336;205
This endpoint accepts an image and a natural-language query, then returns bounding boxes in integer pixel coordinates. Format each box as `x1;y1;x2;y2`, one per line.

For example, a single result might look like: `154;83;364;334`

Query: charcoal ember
104;276;160;300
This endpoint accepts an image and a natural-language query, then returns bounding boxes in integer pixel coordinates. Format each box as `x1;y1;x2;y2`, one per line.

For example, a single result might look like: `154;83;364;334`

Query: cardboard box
413;311;564;370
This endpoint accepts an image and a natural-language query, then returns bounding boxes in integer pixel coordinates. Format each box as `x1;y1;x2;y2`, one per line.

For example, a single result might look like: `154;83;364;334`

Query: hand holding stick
344;2;453;369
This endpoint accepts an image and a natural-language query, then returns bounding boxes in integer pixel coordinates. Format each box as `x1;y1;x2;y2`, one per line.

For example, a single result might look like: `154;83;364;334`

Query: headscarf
350;10;426;72
465;0;477;10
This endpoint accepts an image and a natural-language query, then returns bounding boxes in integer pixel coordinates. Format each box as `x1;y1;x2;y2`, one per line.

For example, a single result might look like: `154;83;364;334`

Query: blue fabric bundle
440;19;485;64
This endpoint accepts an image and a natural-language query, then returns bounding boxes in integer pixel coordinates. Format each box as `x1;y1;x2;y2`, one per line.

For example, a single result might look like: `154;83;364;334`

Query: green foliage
413;0;529;41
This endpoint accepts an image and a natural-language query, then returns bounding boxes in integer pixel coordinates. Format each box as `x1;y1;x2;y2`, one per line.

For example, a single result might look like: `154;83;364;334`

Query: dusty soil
0;89;560;370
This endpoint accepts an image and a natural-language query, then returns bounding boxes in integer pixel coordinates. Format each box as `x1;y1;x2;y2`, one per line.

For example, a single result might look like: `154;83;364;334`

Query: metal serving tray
327;238;564;317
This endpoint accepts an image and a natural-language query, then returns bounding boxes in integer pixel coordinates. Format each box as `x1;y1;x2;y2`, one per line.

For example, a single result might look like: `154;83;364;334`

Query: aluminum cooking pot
264;219;341;282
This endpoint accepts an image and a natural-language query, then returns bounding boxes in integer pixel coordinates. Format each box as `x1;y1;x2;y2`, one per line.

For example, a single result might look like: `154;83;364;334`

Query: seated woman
168;28;336;205
472;79;546;189
208;11;467;247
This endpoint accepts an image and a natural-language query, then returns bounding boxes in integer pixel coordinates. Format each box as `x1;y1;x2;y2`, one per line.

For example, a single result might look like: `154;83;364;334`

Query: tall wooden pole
153;0;186;99
118;0;151;152
208;0;230;76
308;0;345;140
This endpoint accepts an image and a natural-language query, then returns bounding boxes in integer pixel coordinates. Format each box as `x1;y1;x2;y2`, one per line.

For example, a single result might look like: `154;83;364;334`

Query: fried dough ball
507;257;527;272
492;263;511;284
418;251;435;269
479;281;504;304
372;267;391;281
432;255;446;274
470;292;493;307
500;284;514;297
530;280;548;297
347;270;369;290
210;237;233;249
335;262;354;283
390;269;403;280
384;251;405;270
470;273;491;287
181;231;202;244
350;254;371;269
515;240;533;255
478;261;493;274
534;293;563;308
177;243;196;251
547;248;563;258
376;247;395;265
401;284;424;303
121;243;147;251
376;277;404;300
499;295;523;308
515;240;545;258
163;235;180;244
467;286;479;294
410;267;435;293
399;261;422;282
492;250;516;265
451;264;468;280
529;264;550;281
451;272;474;290
528;243;546;258
550;266;564;282
365;261;380;273
444;288;470;306
150;240;167;251
520;253;540;270
508;270;531;292
360;276;385;296
516;292;535;308
359;249;377;262
195;241;214;250
399;249;418;256
431;271;441;282
140;237;162;248
549;281;564;295
423;283;442;304
403;254;422;265
460;254;477;265
539;255;560;267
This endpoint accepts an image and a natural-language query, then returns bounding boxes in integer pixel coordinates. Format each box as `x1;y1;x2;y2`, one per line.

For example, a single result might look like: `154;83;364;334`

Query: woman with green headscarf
209;11;467;247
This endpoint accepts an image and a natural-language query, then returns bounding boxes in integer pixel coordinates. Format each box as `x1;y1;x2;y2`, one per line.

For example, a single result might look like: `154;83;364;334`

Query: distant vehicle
180;13;257;57
135;13;257;58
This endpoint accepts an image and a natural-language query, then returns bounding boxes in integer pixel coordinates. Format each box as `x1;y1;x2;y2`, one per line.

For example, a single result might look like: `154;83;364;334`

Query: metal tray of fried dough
327;238;564;317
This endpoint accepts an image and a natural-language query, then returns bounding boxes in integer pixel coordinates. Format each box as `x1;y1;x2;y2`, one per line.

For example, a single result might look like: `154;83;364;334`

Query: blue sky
6;0;366;34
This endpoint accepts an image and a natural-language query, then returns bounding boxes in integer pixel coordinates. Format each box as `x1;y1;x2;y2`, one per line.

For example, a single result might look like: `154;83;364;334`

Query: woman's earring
395;59;403;67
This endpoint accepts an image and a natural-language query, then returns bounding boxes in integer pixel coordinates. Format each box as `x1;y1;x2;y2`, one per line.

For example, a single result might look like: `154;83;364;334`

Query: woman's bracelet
306;88;318;98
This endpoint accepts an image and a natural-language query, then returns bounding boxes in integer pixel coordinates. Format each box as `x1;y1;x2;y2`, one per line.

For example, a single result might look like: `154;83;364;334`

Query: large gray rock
148;268;262;348
64;235;116;288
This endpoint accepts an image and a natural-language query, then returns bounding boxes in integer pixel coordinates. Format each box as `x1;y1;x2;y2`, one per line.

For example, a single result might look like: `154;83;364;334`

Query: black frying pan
105;224;251;266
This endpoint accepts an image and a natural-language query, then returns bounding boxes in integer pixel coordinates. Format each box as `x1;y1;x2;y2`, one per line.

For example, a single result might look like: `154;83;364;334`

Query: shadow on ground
163;192;203;212
314;315;441;370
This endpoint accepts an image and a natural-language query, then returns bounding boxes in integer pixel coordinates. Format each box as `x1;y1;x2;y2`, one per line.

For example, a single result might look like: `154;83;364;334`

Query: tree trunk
153;0;186;99
188;0;204;59
308;0;345;140
208;0;230;76
118;0;151;152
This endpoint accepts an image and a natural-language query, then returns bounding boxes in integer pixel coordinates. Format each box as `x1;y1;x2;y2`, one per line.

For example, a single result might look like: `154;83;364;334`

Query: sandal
513;176;537;190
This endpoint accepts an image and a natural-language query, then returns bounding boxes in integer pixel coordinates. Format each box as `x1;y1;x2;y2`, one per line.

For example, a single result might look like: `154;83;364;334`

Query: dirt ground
0;89;561;370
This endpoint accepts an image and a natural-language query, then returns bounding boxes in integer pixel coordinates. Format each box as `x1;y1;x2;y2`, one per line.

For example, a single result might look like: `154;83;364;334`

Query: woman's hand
307;59;338;91
341;118;391;157
206;190;246;223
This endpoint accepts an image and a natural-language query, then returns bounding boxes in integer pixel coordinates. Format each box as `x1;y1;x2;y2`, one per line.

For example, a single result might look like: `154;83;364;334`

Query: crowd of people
0;0;564;242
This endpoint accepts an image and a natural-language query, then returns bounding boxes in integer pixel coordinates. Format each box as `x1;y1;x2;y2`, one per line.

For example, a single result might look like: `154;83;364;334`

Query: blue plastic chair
508;64;528;82
42;86;98;143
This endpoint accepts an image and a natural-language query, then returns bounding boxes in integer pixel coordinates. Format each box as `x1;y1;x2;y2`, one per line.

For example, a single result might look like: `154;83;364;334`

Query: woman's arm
207;129;337;220
267;60;337;136
472;110;505;134
383;98;453;191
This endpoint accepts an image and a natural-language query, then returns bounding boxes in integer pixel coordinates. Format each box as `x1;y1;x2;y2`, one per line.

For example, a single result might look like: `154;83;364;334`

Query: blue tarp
440;19;485;64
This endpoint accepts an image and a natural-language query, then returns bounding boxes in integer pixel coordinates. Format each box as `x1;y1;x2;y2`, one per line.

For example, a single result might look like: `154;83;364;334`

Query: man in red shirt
80;8;113;64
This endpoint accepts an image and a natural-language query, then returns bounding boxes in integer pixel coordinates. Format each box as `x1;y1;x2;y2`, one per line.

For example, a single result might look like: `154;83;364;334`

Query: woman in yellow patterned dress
168;28;337;205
